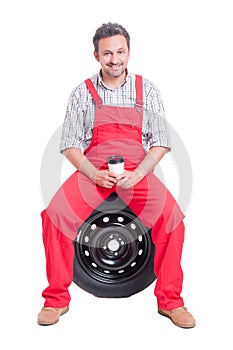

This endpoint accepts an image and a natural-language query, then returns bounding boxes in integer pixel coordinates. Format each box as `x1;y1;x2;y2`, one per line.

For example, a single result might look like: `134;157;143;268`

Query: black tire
73;193;156;298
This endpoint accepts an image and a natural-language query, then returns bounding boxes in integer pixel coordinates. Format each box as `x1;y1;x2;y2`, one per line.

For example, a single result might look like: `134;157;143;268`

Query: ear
94;51;99;62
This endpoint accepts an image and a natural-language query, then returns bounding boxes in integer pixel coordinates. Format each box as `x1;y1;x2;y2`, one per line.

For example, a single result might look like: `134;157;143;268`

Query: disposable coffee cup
108;156;124;175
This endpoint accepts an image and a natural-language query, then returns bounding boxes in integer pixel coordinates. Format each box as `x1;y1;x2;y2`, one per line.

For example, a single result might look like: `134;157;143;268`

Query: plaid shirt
60;71;171;153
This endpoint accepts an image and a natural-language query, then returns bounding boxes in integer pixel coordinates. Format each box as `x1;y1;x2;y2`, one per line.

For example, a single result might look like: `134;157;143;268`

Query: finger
108;175;118;184
117;178;127;187
106;178;117;187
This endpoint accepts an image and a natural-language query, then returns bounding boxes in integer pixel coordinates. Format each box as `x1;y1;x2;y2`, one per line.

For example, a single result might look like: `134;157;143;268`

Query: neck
101;70;127;90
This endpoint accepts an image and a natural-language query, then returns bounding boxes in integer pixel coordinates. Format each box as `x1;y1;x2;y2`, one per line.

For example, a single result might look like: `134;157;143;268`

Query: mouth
105;63;125;78
107;64;122;70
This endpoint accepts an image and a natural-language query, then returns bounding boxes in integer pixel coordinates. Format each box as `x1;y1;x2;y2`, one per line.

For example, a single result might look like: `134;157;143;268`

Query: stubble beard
105;65;125;78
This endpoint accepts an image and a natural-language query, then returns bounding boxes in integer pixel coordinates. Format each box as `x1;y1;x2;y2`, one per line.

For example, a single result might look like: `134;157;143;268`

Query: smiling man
38;22;196;328
94;35;129;84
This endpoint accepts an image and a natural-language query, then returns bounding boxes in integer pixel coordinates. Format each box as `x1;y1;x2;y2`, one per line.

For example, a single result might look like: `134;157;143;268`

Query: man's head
93;22;130;53
93;22;130;80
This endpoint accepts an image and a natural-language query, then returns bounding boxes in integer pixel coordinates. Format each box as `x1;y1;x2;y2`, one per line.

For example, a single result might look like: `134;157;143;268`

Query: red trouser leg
117;173;185;310
41;171;113;307
152;219;185;310
41;209;74;308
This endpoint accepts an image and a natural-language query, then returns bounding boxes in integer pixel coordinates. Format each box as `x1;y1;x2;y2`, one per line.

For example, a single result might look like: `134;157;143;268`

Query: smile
107;64;122;69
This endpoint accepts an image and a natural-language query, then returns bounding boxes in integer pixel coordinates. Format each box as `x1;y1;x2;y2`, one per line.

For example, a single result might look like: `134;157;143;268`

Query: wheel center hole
107;239;120;252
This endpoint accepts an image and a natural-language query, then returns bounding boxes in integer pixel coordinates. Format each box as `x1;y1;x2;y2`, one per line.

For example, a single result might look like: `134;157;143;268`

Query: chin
109;70;125;78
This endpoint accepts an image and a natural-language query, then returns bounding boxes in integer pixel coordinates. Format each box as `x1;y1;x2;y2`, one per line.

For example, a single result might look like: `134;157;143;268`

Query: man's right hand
95;170;117;188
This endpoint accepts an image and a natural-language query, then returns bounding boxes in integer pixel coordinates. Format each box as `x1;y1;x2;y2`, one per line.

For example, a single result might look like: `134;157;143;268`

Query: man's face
94;35;130;79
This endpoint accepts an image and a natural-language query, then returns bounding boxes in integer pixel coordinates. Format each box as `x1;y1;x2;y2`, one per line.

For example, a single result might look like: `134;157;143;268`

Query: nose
110;53;118;64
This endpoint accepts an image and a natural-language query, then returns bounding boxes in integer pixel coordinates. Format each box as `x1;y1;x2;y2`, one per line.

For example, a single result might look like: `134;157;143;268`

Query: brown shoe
37;306;69;326
158;307;196;328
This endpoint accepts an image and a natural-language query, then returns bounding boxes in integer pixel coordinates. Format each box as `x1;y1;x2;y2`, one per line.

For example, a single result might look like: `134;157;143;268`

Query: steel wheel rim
75;210;152;284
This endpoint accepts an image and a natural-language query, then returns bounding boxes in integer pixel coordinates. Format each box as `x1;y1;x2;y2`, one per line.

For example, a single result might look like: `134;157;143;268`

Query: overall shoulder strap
135;75;143;107
85;75;143;108
84;79;103;107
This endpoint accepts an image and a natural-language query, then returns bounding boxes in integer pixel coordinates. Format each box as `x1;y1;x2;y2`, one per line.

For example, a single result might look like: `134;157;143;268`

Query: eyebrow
103;47;125;53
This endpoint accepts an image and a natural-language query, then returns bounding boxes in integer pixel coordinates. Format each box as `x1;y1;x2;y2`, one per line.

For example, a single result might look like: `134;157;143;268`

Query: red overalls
41;75;185;310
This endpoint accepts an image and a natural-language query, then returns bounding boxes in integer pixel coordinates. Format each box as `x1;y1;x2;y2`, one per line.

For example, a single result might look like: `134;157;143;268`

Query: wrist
133;167;145;182
93;170;99;184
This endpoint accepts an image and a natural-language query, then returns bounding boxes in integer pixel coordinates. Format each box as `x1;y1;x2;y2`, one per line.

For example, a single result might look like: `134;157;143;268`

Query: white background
1;0;233;348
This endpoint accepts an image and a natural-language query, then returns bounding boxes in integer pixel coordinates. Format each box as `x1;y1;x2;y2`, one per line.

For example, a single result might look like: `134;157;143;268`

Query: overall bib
41;75;185;310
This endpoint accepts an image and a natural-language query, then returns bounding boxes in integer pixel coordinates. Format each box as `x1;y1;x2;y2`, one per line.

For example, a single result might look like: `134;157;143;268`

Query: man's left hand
116;170;143;189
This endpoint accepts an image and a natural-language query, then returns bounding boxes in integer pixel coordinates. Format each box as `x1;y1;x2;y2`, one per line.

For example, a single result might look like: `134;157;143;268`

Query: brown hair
93;22;130;53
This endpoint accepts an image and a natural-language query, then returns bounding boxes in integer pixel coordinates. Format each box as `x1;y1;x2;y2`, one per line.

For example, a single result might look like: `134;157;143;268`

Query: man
38;22;195;328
